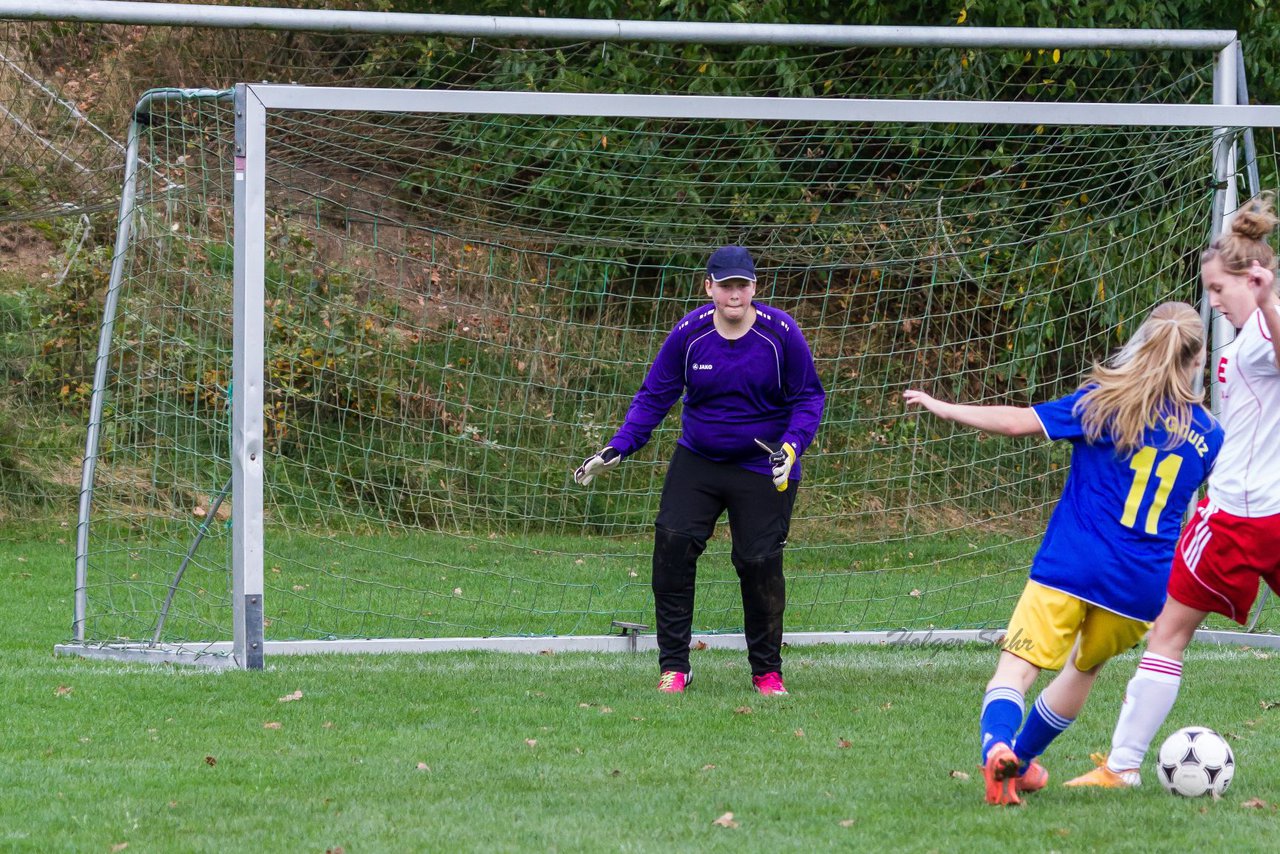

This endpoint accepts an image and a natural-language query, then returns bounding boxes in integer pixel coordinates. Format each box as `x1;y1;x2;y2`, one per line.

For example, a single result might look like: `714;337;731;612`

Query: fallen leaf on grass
1242;798;1271;809
794;729;806;738
525;739;537;748
167;801;178;808
204;756;217;766
111;844;128;852
55;685;72;697
838;819;856;828
692;641;708;651
837;738;853;749
701;764;717;771
416;763;430;772
949;770;970;780
712;812;739;829
322;721;334;729
1261;700;1280;711
263;721;282;730
599;707;613;714
278;690;303;703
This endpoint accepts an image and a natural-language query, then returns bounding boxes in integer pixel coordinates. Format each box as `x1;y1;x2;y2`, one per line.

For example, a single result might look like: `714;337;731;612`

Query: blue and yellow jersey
1030;388;1224;622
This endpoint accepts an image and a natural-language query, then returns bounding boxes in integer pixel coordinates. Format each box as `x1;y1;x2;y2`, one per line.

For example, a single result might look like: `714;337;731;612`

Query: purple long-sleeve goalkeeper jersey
607;304;826;481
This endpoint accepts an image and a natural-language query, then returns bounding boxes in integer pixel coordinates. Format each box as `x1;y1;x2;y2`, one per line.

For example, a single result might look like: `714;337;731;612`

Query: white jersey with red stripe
1209;304;1280;517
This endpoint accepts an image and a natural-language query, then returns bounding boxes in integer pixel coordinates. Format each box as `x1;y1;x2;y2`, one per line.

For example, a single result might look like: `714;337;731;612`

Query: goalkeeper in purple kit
575;246;825;695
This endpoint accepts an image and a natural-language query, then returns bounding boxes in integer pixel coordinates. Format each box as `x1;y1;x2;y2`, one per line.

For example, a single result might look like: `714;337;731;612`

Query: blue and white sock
980;686;1025;762
1013;694;1073;769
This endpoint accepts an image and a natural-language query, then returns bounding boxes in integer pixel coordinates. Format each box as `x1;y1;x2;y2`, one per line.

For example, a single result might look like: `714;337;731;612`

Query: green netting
78;91;1244;648
0;13;1272;648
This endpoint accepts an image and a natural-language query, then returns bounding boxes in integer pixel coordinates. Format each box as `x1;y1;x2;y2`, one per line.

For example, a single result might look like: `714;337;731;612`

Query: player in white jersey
1067;195;1280;788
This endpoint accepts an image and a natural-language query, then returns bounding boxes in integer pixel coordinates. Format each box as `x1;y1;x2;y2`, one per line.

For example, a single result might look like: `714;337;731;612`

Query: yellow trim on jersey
1003;580;1150;671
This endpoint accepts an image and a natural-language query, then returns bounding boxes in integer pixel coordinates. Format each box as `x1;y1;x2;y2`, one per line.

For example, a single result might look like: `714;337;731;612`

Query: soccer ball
1157;726;1235;797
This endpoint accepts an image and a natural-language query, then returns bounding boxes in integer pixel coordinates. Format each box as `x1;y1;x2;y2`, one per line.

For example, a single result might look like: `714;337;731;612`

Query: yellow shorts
1002;580;1150;671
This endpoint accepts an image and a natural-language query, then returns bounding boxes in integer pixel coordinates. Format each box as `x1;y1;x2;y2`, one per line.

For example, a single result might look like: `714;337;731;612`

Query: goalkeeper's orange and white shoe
657;670;690;694
1063;753;1140;788
982;743;1022;806
1015;760;1049;793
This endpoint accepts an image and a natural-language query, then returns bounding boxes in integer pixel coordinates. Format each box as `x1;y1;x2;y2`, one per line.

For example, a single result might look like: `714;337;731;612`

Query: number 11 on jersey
1120;446;1183;535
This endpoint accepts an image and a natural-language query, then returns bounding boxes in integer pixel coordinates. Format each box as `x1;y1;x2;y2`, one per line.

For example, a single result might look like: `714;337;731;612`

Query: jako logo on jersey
1218;356;1229;385
692;363;714;371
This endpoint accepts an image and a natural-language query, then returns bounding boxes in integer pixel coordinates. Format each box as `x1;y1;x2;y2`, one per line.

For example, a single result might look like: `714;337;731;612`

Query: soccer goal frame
49;21;1280;669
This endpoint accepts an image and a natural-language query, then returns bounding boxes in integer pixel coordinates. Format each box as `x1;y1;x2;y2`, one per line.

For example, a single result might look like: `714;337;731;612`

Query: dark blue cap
706;245;756;283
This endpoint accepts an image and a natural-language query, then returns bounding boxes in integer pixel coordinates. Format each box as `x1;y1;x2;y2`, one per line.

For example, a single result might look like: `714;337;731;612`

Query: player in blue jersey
1066;198;1280;790
904;301;1223;806
574;245;826;696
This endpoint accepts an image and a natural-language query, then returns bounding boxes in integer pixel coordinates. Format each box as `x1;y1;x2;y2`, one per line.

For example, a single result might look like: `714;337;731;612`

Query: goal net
61;74;1280;667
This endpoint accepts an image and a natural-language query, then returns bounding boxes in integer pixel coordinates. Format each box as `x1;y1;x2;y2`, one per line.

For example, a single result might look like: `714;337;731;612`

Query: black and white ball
1157;726;1235;797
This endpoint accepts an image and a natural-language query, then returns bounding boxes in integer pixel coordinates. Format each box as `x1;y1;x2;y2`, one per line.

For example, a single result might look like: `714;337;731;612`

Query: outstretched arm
606;325;687;457
903;390;1044;438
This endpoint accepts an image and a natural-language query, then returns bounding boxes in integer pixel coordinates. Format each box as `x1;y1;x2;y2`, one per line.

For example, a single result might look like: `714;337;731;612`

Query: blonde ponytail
1074;302;1206;455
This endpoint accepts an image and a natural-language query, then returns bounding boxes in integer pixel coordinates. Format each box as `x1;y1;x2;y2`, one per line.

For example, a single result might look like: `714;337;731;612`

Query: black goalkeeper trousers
651;445;797;676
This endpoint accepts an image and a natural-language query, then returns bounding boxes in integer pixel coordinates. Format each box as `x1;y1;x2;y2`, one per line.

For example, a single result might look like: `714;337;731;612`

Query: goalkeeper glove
753;438;797;492
574;446;621;486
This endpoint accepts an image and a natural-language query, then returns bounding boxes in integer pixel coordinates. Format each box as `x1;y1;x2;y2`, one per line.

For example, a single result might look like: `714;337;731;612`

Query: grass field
82;523;1045;646
7;522;1280;852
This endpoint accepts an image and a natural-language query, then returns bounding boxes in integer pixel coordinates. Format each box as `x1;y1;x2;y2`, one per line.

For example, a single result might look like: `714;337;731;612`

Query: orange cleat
1063;752;1140;788
1015;759;1049;793
983;743;1023;806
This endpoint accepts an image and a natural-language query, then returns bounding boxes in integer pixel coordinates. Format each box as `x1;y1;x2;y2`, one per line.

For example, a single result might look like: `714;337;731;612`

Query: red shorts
1167;497;1280;624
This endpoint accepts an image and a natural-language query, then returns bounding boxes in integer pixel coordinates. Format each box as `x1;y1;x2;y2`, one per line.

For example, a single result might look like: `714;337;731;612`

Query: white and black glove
754;438;796;492
574;446;621;486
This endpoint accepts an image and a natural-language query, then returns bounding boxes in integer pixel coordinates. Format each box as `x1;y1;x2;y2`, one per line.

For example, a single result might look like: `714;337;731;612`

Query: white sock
1108;652;1182;772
